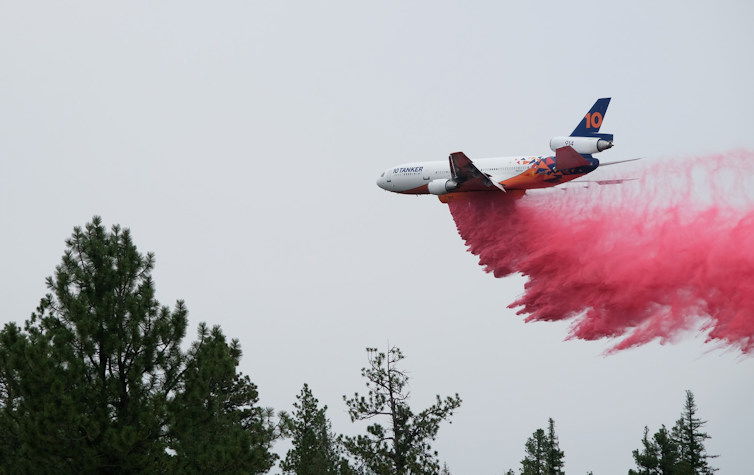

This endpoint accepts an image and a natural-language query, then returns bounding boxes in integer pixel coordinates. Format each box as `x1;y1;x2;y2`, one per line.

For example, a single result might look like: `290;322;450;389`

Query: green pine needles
279;384;354;475
629;390;717;475
341;347;462;474
0;217;276;473
519;418;565;475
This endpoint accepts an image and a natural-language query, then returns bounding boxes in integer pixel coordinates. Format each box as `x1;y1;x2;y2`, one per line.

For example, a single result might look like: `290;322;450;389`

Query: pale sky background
2;1;754;473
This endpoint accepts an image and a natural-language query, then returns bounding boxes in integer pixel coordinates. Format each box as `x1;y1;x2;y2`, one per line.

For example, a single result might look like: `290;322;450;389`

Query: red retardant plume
447;150;754;353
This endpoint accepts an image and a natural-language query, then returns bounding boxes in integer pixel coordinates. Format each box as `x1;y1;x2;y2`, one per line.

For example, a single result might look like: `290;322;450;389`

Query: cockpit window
380;172;385;177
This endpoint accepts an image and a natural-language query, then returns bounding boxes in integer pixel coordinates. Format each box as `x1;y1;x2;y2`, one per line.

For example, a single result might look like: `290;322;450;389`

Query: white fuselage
376;155;545;194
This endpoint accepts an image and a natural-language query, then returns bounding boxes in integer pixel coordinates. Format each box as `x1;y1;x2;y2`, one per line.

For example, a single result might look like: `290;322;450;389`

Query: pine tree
342;347;461;475
629;425;683;475
654;425;680;474
628;426;660;475
280;383;354;474
521;428;548;475
544;418;565;474
0;217;276;472
0;219;186;471
671;391;717;474
520;418;564;475
628;391;717;475
168;323;277;473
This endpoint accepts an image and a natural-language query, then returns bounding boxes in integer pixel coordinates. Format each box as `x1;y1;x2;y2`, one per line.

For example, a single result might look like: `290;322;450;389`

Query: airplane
375;98;639;202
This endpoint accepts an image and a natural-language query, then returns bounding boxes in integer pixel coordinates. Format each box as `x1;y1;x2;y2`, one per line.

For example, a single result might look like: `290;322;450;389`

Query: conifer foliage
520;418;564;475
544;418;565;474
279;384;354;475
0;217;276;473
629;390;716;475
672;391;717;474
342;347;461;475
169;323;277;473
629;425;680;474
521;428;548;474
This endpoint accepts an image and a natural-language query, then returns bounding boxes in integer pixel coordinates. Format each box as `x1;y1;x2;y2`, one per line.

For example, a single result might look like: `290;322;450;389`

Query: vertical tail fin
571;98;611;137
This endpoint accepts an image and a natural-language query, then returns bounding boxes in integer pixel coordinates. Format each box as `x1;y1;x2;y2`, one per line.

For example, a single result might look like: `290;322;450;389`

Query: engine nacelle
428;179;458;195
549;136;613;154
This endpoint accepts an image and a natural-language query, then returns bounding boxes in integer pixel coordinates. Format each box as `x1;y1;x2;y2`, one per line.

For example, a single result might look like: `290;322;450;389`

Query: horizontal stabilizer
572;178;638;185
599;157;643;167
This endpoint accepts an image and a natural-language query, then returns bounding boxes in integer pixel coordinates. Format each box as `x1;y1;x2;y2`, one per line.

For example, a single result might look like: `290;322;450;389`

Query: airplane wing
449;152;506;191
599;157;643;166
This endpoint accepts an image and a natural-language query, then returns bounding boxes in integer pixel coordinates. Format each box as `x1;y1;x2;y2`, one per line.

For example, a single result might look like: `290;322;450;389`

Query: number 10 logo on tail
584;112;603;128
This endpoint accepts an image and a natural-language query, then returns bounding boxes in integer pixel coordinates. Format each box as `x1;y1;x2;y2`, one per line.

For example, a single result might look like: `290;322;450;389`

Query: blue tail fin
571;98;611;137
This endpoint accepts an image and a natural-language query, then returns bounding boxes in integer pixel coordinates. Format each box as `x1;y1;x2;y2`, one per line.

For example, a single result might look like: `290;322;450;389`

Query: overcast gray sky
2;1;753;473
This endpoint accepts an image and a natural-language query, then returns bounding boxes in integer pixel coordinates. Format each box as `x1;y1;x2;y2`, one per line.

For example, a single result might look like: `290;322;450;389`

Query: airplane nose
376;174;386;189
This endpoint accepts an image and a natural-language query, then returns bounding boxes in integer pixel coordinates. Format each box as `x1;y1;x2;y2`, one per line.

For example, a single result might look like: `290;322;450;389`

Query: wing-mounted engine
549;136;613;154
428;179;458;195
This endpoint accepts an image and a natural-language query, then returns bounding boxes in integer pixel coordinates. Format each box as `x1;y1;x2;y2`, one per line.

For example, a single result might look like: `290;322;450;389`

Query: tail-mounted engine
549;136;613;154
